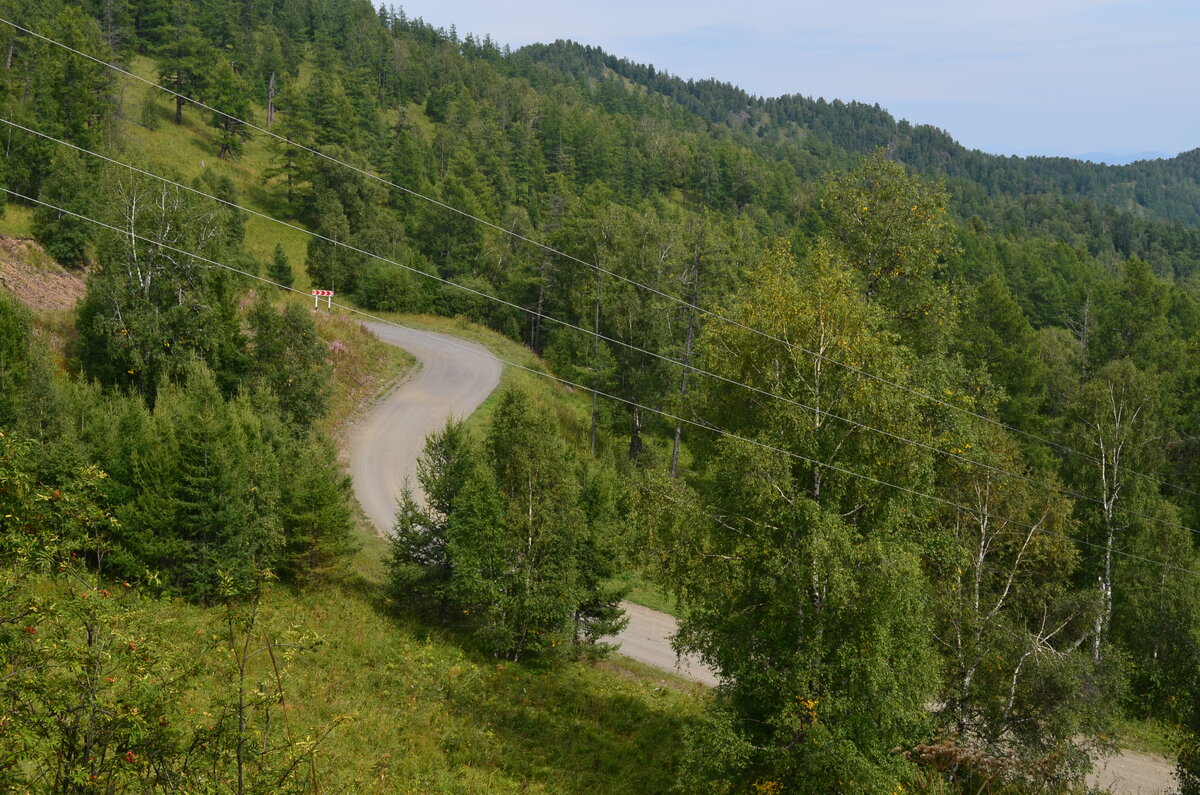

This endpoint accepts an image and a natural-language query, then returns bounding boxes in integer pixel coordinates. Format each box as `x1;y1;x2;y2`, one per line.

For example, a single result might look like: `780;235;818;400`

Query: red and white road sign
311;289;334;296
312;289;334;308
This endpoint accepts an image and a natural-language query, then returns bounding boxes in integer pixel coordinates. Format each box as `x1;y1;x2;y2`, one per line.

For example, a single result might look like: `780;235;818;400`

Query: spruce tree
154;6;215;125
0;290;33;429
31;149;94;267
267;242;294;288
247;295;330;432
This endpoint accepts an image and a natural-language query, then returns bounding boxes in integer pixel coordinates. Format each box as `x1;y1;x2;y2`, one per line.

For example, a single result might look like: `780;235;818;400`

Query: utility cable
2;15;1194;500
8;115;1196;540
6;187;1199;580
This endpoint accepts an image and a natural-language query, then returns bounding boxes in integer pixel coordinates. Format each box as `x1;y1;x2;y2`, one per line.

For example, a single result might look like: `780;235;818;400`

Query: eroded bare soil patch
0;236;85;311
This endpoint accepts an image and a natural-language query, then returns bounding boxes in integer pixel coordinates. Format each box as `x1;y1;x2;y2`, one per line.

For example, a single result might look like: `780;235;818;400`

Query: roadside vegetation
2;0;1200;791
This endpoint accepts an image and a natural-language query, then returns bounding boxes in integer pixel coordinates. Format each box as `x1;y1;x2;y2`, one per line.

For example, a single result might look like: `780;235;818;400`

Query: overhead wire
7;114;1198;541
6;186;1200;580
2;15;1195;501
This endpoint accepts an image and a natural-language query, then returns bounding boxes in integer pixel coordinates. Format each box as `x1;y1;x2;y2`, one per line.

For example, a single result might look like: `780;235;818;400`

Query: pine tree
277;436;353;584
267;243;294;288
389;390;626;661
955;275;1048;429
246;295;331;432
304;194;365;294
155;6;215;125
389;419;480;609
31;149;95;267
207;58;252;159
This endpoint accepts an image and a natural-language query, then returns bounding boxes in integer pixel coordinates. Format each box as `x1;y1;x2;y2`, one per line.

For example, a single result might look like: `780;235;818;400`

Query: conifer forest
2;0;1200;791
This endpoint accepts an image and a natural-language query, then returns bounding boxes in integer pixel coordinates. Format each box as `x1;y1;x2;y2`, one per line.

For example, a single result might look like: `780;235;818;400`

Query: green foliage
39;251;347;604
304;193;365;294
76;176;247;398
30;148;95;267
0;5;112;197
0;430;184;790
263;102;314;213
109;362;281;601
353;253;427;313
1096;257;1176;369
154;7;215;125
932;419;1110;784
646;459;935;793
208;58;253;159
390;388;627;661
642;247;943;791
246;294;332;432
267;242;294;287
0;290;33;429
694;245;931;521
1066;360;1163;659
0;417;697;792
0;428;342;789
1182;672;1200;795
275;436;355;584
73;359;349;602
389;418;476;607
820;150;956;352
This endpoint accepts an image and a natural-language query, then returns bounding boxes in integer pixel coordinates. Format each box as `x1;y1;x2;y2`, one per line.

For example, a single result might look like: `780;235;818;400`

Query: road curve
617;603;718;686
347;320;718;685
350;322;503;530
344;322;1174;789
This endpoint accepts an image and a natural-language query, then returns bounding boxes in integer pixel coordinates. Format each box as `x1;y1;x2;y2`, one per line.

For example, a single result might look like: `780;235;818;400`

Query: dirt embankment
0;235;85;311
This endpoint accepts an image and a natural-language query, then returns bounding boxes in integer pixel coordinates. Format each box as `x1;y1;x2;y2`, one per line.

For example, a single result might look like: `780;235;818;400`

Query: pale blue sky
392;1;1199;163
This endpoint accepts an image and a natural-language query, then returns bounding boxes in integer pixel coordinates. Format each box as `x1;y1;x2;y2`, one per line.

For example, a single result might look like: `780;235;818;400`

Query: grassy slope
281;532;701;791
1;62;703;789
146;535;703;793
0;203;34;238
119;56;313;289
359;311;677;613
170;306;700;792
0;266;702;792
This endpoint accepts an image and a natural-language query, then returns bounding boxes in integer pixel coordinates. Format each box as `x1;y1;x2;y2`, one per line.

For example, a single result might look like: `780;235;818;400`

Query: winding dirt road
347;320;717;684
345;321;1171;792
349;322;503;529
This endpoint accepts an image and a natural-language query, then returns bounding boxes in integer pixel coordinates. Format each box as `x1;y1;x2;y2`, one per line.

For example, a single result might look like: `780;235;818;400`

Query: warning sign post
312;289;334;309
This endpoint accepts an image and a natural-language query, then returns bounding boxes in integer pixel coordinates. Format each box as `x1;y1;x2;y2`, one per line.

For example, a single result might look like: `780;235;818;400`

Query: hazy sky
391;1;1199;163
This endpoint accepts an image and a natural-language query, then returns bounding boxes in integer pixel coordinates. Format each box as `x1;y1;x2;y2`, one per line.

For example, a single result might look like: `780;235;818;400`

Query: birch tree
644;245;939;792
933;419;1104;784
1068;359;1159;662
77;174;245;398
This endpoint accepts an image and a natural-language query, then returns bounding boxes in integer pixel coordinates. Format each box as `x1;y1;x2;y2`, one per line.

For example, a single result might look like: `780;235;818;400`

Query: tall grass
8;61;704;793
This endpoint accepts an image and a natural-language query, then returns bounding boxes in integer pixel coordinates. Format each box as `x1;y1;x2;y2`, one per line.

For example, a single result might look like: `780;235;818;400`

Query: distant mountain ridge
515;40;1200;227
1078;151;1175;166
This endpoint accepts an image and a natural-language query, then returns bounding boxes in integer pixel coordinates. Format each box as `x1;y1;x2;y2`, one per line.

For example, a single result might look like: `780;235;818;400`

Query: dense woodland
2;0;1200;790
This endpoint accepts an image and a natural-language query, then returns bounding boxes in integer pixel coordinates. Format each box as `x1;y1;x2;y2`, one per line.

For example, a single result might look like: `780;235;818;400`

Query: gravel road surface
346;320;718;684
349;322;502;531
344;320;1175;792
1088;749;1176;793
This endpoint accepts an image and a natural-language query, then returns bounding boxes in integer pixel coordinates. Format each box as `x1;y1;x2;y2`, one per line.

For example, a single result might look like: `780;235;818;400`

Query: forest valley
2;0;1200;791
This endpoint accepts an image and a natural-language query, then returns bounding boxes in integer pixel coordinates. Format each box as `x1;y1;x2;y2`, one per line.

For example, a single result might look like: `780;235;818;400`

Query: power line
6;186;1199;580
3;15;1194;501
9;115;1196;541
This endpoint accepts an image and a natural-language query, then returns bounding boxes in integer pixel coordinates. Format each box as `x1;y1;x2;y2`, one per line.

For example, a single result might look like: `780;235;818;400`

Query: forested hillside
2;0;1200;791
547;40;1200;223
